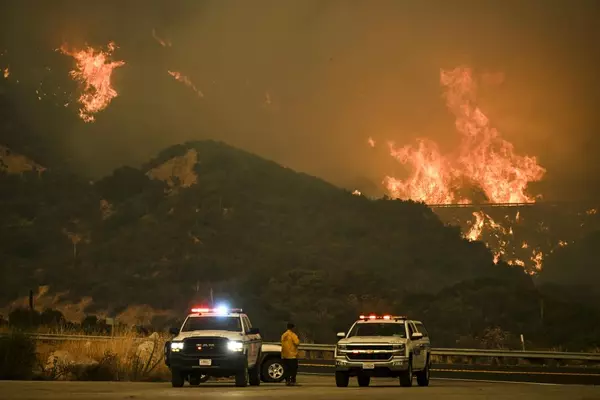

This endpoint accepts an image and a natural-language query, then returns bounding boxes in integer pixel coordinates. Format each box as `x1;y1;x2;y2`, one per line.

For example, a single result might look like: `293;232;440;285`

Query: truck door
408;321;426;369
243;316;260;366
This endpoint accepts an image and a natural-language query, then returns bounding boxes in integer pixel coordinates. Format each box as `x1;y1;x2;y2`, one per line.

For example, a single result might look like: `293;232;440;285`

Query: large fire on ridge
383;66;546;205
59;42;125;122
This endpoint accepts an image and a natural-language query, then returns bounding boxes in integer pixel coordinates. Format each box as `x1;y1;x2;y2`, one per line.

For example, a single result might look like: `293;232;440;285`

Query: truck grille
182;337;229;356
347;353;392;361
347;345;393;351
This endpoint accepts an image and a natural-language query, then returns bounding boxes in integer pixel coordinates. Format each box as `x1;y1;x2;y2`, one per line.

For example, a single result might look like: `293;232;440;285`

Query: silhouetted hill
1;140;599;348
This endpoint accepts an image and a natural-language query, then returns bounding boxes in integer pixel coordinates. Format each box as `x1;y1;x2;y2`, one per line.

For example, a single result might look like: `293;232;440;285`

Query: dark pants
283;358;298;383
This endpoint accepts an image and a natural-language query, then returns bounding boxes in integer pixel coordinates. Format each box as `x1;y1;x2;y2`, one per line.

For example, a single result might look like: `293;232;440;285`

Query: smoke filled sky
1;0;599;200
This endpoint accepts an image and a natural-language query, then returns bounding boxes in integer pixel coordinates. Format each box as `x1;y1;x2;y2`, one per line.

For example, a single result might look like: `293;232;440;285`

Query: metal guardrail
5;333;600;362
269;343;600;362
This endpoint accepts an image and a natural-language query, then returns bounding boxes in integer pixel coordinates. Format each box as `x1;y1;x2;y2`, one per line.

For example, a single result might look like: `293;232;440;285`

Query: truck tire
261;357;286;383
171;370;185;387
416;357;430;387
189;374;201;386
235;367;249;387
357;375;371;387
335;371;350;387
399;358;413;387
249;357;261;386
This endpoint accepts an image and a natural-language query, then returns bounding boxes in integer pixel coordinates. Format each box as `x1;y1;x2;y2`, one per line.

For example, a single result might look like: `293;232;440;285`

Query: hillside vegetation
1;140;599;349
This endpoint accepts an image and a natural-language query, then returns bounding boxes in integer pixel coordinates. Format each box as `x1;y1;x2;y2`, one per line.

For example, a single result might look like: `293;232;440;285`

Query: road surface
2;375;599;400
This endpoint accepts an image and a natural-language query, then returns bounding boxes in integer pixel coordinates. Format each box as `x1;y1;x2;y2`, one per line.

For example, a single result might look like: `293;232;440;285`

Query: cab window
348;322;407;338
181;316;241;332
242;316;252;332
415;322;429;338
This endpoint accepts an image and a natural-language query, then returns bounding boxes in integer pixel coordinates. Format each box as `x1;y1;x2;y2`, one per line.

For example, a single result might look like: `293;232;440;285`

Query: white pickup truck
164;307;287;386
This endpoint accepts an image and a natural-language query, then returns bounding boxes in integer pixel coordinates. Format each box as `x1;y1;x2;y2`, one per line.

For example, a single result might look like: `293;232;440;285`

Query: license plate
199;359;212;366
363;363;375;369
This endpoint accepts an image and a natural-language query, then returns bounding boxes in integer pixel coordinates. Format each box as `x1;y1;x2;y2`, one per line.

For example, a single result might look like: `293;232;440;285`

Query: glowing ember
352;189;362;196
152;28;172;47
59;42;125;122
2;67;8;78
383;66;546;204
167;70;203;97
368;137;376;147
531;250;543;271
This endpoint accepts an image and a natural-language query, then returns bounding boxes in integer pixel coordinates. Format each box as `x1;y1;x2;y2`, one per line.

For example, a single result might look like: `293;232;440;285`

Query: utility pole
210;287;214;307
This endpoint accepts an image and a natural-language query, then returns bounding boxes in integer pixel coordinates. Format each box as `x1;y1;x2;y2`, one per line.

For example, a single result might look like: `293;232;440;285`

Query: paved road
300;361;600;385
2;375;600;400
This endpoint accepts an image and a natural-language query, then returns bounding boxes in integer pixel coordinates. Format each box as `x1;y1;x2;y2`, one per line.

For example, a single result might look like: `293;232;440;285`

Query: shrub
0;332;37;379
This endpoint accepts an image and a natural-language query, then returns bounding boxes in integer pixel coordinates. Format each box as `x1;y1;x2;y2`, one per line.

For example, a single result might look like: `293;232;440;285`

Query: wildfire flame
384;66;546;204
2;67;8;79
167;70;203;97
59;42;125;122
466;211;485;241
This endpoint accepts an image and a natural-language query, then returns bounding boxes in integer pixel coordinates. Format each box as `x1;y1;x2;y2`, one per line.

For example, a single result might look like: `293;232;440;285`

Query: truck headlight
171;342;184;352
337;344;347;352
227;341;244;352
392;344;405;352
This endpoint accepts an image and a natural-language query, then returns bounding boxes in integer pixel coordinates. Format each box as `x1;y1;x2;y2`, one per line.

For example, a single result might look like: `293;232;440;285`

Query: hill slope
1;140;526;338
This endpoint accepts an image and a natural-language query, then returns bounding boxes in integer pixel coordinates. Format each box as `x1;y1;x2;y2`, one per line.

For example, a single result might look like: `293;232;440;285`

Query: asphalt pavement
1;375;600;400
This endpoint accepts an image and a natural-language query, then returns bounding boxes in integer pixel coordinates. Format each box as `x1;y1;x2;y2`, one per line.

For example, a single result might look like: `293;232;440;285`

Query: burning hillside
59;42;125;122
382;67;545;205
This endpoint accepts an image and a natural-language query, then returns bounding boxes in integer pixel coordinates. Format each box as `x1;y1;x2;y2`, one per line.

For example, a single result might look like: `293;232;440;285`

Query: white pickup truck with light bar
164;306;265;387
334;314;431;387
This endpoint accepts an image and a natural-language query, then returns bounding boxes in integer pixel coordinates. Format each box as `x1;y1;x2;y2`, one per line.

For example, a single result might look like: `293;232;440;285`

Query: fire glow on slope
384;66;546;205
59;42;125;122
167;70;204;97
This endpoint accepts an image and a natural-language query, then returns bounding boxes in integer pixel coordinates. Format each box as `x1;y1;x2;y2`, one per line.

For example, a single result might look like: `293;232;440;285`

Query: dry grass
34;331;170;381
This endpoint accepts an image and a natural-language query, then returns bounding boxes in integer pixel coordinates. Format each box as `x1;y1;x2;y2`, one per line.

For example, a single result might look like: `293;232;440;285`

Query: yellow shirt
281;329;300;359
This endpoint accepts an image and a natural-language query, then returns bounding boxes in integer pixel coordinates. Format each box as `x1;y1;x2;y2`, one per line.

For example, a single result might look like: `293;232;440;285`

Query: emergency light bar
359;314;406;320
190;307;243;314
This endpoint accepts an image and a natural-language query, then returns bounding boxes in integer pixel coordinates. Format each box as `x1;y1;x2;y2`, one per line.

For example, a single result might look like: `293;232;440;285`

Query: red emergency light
190;307;243;314
359;314;407;320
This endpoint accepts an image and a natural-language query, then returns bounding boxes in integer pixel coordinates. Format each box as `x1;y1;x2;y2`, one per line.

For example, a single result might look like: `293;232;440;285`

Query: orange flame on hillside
59;42;125;122
384;66;546;204
2;67;8;79
167;70;204;97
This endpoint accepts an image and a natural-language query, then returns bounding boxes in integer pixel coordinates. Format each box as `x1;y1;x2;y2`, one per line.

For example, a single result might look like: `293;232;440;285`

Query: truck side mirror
248;327;260;335
411;332;423;340
336;332;346;339
169;327;179;335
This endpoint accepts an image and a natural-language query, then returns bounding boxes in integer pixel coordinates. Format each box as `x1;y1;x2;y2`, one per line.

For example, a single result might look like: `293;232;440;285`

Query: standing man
281;322;300;386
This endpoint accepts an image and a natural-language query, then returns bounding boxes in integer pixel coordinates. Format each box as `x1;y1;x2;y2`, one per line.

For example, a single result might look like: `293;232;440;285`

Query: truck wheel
357;375;370;387
249;360;261;386
171;370;185;387
261;358;286;383
399;359;413;387
235;367;249;387
189;374;201;386
416;357;430;387
335;371;350;387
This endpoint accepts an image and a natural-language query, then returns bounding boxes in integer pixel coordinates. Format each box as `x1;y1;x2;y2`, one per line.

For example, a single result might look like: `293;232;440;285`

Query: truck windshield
348;322;406;338
181;316;242;332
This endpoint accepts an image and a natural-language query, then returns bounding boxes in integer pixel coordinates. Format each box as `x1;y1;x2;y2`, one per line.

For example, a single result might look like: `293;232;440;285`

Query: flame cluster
59;42;125;122
383;67;546;205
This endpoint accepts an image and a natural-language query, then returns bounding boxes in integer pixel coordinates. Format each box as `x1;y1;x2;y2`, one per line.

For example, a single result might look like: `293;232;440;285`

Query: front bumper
335;356;410;374
169;351;247;375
